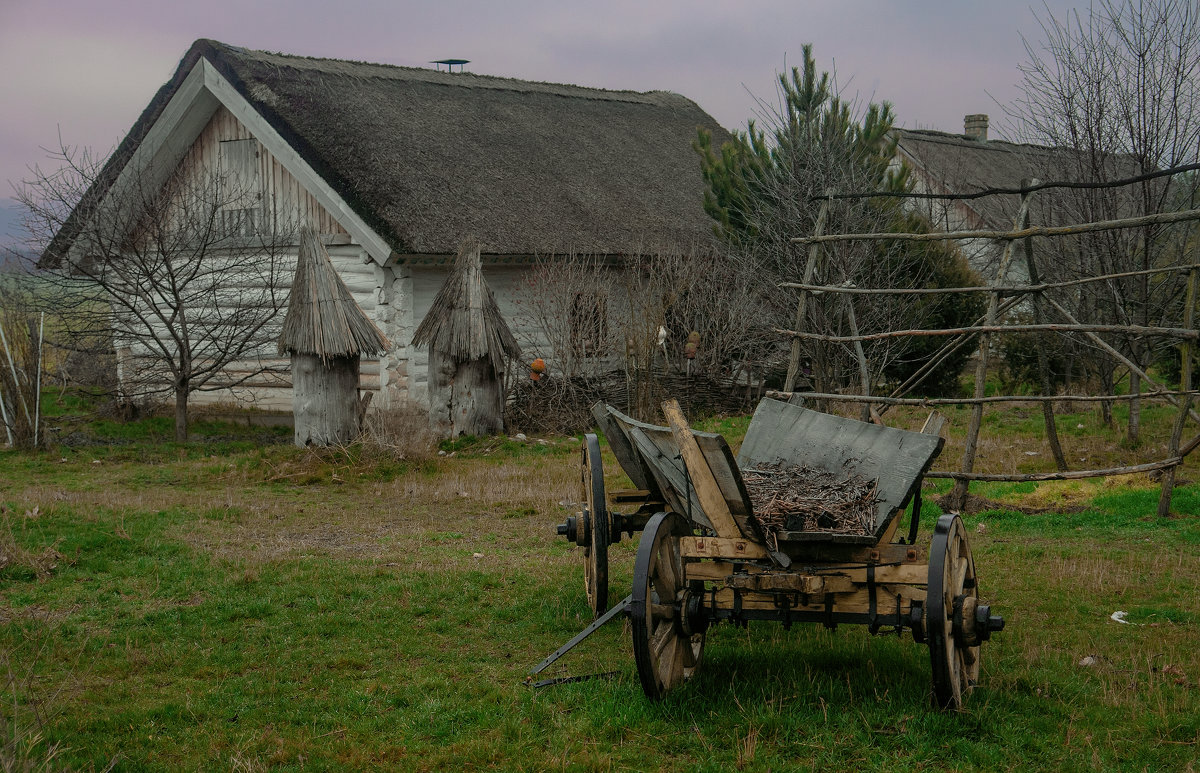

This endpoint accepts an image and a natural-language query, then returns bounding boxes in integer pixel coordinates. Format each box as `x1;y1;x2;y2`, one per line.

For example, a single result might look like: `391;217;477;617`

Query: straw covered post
279;227;390;446
412;238;521;436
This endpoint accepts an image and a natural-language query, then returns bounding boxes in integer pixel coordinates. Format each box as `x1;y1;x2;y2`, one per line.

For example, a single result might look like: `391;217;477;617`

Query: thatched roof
894;128;1144;229
411;238;521;371
51;39;730;262
278;227;391;360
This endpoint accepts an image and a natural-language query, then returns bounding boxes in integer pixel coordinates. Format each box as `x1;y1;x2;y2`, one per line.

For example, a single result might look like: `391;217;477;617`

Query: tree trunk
291;354;362;446
174;384;189;442
449;357;504;437
1099;366;1115;428
429;350;504;438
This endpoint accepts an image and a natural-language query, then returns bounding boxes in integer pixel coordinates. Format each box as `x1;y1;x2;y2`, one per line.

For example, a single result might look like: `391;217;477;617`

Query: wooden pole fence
781;262;1200;297
766;390;1200;406
792;207;1200;244
926;458;1182;482
1159;268;1198;517
774;322;1200;344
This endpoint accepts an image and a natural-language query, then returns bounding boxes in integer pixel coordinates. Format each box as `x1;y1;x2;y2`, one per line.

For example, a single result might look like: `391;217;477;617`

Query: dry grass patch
173;451;580;566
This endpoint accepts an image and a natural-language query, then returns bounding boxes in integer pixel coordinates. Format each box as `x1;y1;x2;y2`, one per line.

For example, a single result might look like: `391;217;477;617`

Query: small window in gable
218;139;262;236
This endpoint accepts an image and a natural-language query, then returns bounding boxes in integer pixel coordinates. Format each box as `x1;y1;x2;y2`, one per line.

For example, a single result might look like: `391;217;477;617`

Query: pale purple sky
0;0;1083;245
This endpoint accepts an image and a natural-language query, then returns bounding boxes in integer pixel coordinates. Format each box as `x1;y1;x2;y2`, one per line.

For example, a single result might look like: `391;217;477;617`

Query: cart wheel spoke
953;559;969;593
651;620;673;659
632;512;705;700
666;638;686;686
655;543;677;592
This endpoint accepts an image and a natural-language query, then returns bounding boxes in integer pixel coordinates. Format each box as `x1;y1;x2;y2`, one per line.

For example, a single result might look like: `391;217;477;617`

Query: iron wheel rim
927;512;981;710
582;433;609;617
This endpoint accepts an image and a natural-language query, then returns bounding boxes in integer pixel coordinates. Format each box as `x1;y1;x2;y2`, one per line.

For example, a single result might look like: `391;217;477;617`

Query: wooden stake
34;312;43;448
1021;183;1067;472
950;189;1034;510
843;292;871;422
783;194;830;394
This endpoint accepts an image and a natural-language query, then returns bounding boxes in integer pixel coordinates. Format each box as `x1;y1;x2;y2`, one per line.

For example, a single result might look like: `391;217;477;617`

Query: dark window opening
570;292;607;357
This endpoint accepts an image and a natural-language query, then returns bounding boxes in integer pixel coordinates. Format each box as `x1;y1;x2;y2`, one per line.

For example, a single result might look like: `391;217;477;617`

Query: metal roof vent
431;59;470;73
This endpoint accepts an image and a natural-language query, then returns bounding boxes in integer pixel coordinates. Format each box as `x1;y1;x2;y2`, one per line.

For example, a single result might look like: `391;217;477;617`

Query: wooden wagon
545;397;1005;710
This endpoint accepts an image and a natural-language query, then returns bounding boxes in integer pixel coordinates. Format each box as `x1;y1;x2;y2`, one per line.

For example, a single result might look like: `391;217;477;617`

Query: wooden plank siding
173;106;350;239
119;106;378;413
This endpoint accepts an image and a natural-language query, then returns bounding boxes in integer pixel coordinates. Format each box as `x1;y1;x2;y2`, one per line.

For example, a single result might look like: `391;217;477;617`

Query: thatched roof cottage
50;39;729;411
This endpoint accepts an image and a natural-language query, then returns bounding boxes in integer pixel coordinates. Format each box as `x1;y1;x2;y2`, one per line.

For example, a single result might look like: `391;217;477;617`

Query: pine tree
694;45;982;397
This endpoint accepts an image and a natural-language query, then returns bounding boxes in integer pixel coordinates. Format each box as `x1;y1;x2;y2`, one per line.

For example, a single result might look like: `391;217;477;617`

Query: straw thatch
48;39;730;263
278;227;390;361
894;128;1144;230
411;238;520;371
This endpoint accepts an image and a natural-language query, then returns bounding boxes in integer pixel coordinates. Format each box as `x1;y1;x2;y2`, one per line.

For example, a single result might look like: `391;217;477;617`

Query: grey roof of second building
894;128;1144;230
60;39;730;260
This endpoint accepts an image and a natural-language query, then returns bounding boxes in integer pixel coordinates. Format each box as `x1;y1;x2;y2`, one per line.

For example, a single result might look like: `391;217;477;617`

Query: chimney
964;114;989;141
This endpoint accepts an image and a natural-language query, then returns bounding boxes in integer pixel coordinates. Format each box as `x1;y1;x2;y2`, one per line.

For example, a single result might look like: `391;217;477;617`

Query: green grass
1;414;1199;771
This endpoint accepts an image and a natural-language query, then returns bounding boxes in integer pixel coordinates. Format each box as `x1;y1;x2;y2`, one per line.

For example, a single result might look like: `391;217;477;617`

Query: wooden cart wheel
582;433;610;617
631;511;705;700
927;513;981;711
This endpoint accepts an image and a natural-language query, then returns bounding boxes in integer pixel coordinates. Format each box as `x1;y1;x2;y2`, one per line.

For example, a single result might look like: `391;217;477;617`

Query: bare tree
1008;0;1200;441
17;141;296;441
509;244;778;425
0;276;44;447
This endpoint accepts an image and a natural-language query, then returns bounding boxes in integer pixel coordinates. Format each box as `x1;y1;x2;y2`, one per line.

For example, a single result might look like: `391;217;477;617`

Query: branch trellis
770;165;1200;516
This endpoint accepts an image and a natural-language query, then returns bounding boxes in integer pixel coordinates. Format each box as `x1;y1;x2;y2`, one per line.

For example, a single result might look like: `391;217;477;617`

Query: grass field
2;399;1199;771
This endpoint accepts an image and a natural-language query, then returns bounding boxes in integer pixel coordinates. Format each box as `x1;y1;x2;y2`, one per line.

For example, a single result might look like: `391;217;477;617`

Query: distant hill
0;198;29;249
0;199;35;271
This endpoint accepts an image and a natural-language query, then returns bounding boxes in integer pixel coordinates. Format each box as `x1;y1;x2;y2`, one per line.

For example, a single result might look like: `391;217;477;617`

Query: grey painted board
602;404;755;540
590;403;658;496
624;426;716;533
737;398;944;541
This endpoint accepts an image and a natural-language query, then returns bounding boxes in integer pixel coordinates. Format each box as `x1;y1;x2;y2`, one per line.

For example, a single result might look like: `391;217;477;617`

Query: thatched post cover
412;238;521;436
279;227;390;446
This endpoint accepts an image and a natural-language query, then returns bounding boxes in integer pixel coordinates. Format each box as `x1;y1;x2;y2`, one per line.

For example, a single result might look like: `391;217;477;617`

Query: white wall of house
403;264;553;406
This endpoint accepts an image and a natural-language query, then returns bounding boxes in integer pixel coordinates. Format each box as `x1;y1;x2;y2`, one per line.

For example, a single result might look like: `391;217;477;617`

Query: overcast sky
0;0;1085;245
